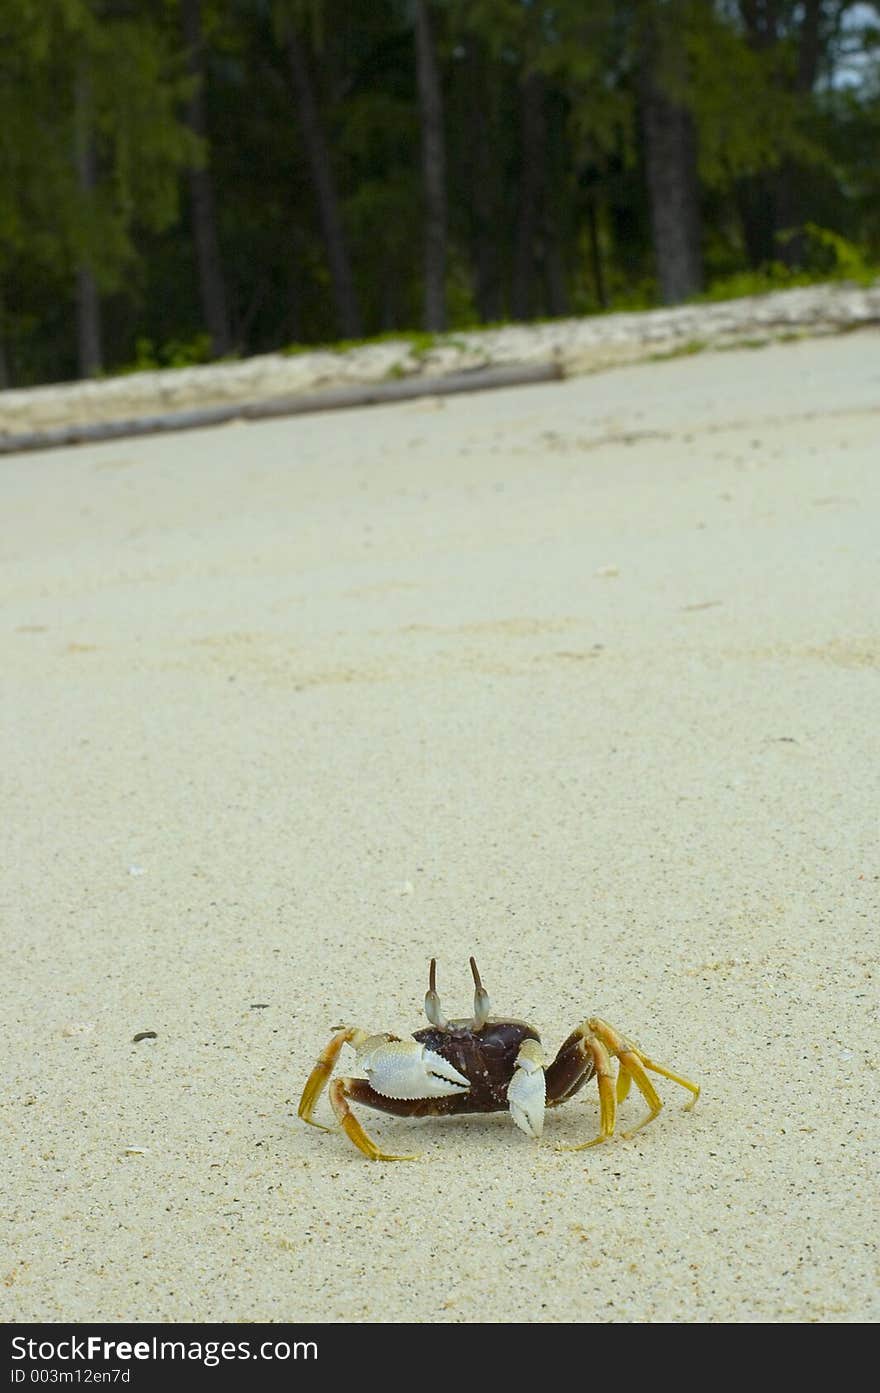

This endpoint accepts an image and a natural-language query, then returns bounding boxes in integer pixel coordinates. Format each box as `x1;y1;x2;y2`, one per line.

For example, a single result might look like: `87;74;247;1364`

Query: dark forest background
2;0;879;389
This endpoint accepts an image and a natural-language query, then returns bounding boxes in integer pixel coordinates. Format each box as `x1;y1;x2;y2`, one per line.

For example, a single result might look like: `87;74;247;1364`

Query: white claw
357;1037;470;1100
507;1039;546;1139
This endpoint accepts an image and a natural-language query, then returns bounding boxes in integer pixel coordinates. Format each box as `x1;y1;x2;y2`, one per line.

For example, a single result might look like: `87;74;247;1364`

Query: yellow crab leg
616;1066;633;1104
634;1052;701;1110
589;1017;699;1139
297;1026;367;1130
616;1053;664;1138
329;1080;418;1162
561;1036;616;1150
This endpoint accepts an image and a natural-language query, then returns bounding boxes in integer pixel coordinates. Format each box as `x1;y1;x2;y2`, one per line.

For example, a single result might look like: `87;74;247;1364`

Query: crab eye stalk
469;956;491;1028
424;957;448;1028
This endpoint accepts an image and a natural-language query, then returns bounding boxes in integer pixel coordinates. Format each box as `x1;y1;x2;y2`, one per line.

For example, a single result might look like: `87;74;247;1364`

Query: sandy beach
3;329;878;1323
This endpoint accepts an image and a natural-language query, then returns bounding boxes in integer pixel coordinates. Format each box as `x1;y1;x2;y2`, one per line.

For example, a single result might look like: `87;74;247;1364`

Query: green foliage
0;0;198;348
119;333;215;373
685;11;824;187
2;0;880;385
93;19;200;237
698;264;816;302
271;0;326;51
281;328;443;358
700;226;878;301
648;338;707;363
793;224;877;285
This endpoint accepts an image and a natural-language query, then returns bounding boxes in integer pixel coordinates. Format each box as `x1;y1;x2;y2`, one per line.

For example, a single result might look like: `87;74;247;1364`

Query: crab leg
556;1016;699;1149
590;1017;700;1140
560;1036;617;1150
297;1026;369;1130
595;1019;698;1136
329;1079;419;1161
545;1028;594;1106
629;1052;701;1109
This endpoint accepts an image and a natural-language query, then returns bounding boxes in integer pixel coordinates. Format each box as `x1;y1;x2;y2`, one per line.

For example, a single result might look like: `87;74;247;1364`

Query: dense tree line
1;0;878;387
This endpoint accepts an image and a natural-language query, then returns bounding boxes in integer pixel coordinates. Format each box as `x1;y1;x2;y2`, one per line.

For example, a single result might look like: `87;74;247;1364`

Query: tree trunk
464;41;501;323
286;26;361;340
76;265;102;377
738;0;779;49
737;174;777;267
181;0;232;357
74;64;102;378
796;0;823;92
586;197;608;309
739;0;823;269
414;0;447;332
512;71;546;321
0;286;9;388
773;164;807;266
541;96;569;318
543;227;569;318
775;0;823;268
738;2;780;263
640;33;703;304
379;257;398;332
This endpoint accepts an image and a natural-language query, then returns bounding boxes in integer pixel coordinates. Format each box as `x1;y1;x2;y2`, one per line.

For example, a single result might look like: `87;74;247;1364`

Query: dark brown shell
413;1020;540;1112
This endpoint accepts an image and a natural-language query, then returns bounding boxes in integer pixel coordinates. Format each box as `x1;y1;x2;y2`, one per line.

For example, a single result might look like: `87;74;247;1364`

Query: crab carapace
298;957;700;1160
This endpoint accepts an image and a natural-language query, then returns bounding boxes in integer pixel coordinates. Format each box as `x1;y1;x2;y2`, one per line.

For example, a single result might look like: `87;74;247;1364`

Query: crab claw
357;1037;470;1100
507;1039;546;1139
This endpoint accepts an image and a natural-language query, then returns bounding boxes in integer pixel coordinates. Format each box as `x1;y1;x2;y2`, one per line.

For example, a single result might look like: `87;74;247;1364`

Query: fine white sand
3;331;878;1323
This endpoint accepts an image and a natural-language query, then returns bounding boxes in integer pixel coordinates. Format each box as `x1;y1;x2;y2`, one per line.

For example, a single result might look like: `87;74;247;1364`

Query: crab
297;957;700;1159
